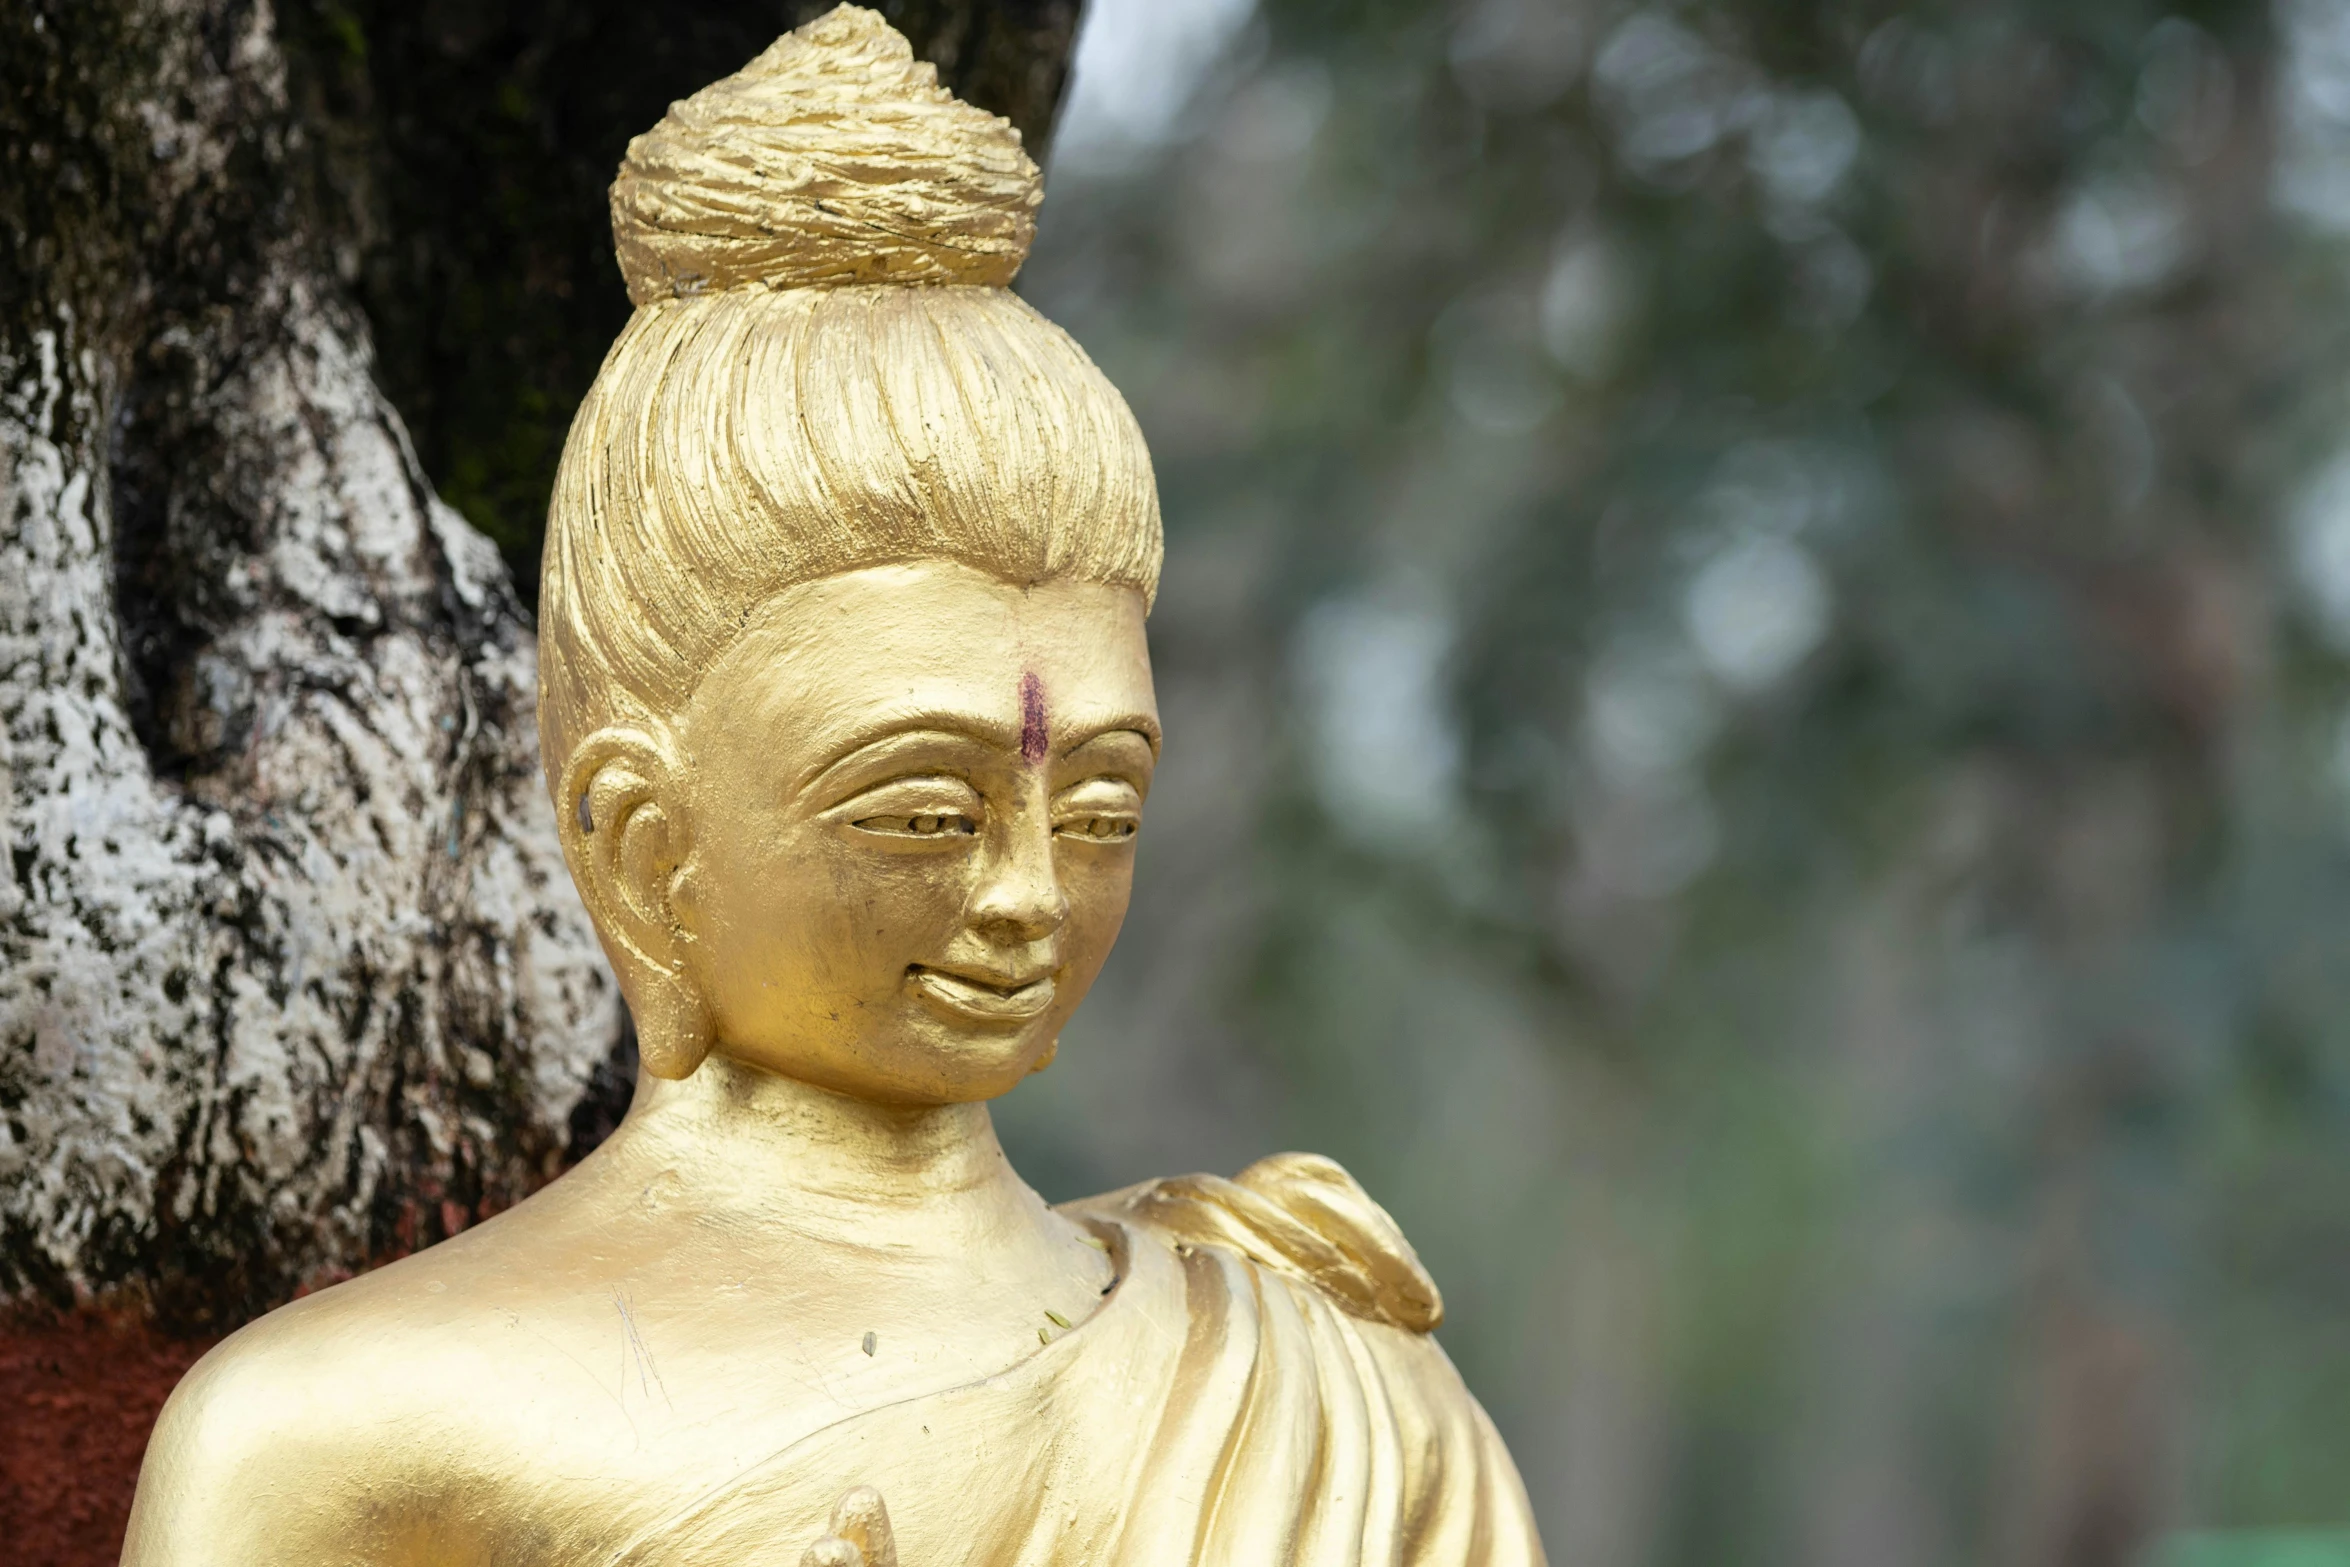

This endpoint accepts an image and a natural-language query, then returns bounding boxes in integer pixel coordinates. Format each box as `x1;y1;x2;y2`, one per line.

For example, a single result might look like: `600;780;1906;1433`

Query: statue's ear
558;725;712;1078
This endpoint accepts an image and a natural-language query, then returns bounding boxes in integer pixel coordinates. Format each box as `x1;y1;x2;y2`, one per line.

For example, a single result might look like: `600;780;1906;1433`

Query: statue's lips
906;965;1057;1024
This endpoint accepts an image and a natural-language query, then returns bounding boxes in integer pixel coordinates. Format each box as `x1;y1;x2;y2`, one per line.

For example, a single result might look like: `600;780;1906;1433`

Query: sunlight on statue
120;8;1543;1561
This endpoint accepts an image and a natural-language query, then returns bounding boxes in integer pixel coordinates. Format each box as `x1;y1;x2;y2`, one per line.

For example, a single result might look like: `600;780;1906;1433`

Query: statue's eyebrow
1061;714;1162;757
794;709;1165;796
795;714;1017;796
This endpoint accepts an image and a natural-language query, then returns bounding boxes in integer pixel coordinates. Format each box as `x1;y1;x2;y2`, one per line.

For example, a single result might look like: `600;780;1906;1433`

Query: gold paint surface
611;6;1040;302
120;8;1543;1561
536;282;1161;797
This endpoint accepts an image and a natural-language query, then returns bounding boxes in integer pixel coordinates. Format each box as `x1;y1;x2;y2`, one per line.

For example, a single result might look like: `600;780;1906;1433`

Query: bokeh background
996;1;2350;1562
299;0;2350;1561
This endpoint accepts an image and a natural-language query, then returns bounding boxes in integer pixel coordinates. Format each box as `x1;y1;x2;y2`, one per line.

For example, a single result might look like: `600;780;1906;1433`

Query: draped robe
606;1154;1544;1564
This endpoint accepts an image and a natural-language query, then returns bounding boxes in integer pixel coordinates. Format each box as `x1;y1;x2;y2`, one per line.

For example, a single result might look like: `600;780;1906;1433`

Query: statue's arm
119;1348;304;1567
119;1338;401;1567
1377;1329;1548;1565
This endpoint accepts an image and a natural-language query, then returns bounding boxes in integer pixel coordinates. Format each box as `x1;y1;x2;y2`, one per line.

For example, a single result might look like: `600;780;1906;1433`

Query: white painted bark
0;0;618;1324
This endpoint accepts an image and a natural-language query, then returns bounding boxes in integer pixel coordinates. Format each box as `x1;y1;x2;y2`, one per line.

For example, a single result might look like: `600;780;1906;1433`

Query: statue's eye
853;812;978;838
1051;777;1143;843
1055;815;1138;842
836;775;984;839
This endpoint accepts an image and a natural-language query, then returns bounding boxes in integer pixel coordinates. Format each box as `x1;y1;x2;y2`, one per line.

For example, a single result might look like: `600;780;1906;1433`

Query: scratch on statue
613;1288;672;1408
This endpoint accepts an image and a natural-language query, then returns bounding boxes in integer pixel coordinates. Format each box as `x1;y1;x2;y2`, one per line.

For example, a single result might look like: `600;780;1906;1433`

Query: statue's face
671;559;1158;1105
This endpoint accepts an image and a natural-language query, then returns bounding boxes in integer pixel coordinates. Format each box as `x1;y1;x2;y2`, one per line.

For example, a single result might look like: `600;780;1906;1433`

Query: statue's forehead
689;561;1155;743
740;561;1139;648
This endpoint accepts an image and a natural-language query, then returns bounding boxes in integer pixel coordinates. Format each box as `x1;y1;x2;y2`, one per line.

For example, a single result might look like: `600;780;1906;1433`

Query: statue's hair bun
609;5;1041;305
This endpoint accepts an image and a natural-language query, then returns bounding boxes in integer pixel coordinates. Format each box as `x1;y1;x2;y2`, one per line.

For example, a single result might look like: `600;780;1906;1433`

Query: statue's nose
969;814;1069;944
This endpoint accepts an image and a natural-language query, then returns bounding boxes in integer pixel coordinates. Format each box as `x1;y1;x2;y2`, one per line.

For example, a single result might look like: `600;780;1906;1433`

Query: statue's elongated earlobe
632;968;715;1080
559;723;712;1077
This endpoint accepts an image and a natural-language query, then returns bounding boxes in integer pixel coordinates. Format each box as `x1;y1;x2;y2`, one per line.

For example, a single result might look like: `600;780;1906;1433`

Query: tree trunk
1;2;1078;1558
2;0;618;1333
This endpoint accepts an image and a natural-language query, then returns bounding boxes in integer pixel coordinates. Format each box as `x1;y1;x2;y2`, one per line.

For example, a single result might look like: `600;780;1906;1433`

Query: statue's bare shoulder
122;1130;1115;1566
120;1189;661;1566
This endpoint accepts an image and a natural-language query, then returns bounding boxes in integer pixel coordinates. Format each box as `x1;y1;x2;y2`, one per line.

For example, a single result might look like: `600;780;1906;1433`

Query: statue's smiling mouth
906;965;1058;1024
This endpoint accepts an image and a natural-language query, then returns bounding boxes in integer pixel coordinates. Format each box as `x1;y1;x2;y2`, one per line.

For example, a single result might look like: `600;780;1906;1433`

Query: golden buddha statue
119;10;1543;1562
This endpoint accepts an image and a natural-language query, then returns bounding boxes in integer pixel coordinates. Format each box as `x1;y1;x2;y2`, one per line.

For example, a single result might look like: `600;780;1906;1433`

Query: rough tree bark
3;0;1080;1325
2;6;1079;1553
1;0;621;1335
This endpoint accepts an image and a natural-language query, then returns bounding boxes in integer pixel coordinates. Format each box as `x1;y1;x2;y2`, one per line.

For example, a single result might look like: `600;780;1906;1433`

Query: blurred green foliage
2155;1536;2350;1567
999;1;2350;1563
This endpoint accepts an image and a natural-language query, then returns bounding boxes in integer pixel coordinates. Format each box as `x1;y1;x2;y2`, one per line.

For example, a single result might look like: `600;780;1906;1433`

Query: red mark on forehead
1019;671;1049;764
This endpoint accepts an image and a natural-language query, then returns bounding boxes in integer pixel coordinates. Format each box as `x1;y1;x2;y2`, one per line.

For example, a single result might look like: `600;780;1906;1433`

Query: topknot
609;5;1041;304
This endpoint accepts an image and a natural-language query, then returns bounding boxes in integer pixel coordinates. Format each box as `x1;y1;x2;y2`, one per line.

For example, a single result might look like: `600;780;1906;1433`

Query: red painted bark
1;1315;220;1567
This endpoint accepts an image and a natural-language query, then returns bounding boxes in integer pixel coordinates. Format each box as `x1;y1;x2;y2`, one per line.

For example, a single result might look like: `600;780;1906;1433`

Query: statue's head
538;7;1162;1103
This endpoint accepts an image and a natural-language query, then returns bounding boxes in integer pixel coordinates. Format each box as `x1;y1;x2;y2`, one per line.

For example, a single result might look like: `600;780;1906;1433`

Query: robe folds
607;1154;1544;1565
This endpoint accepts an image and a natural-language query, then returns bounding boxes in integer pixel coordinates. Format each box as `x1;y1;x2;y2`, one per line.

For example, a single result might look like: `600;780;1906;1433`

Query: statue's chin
715;1007;1065;1108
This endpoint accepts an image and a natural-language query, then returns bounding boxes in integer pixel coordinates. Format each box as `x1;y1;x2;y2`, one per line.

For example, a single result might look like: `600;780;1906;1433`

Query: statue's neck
610;1052;1049;1253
